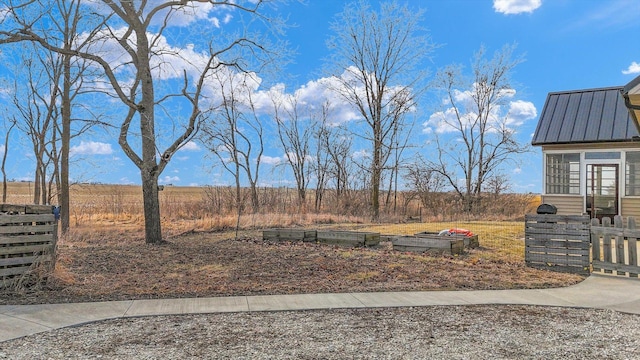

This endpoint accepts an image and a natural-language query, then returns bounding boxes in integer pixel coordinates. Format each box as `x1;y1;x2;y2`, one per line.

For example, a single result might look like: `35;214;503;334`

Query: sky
1;0;640;194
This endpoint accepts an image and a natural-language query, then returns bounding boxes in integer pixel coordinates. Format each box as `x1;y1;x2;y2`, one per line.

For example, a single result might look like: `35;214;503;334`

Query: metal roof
531;86;639;146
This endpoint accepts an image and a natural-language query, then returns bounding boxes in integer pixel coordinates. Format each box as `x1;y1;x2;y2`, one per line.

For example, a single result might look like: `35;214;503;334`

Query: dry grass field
1;182;581;305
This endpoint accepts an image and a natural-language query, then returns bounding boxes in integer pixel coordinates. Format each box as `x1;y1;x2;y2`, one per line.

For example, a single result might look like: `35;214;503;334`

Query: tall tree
56;0;95;235
1;118;16;203
310;102;333;212
10;44;61;205
1;0;104;230
403;155;446;216
271;92;314;210
325;0;435;219
199;70;265;236
428;44;531;213
320;121;353;213
1;0;285;243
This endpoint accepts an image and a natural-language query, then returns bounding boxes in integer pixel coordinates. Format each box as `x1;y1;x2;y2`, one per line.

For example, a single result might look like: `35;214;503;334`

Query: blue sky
1;0;640;194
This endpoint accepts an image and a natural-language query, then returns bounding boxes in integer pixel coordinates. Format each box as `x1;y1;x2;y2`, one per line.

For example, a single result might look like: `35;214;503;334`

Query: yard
1;220;584;305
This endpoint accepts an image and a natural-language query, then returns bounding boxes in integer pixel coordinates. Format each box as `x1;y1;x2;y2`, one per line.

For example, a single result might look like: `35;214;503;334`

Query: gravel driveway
1;305;639;359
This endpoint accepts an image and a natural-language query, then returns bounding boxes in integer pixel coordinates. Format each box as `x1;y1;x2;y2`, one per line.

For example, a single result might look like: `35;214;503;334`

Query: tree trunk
371;123;382;220
1;122;13;203
141;169;162;244
234;161;241;240
249;182;259;214
60;53;71;233
33;164;41;204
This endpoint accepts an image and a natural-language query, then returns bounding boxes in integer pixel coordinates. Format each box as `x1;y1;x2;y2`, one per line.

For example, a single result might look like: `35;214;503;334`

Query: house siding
540;195;583;215
621;198;640;219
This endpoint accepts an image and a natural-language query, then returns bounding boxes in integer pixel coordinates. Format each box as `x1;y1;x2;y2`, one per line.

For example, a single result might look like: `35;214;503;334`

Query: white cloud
250;68;413;126
506;100;537;126
352;149;370;159
284;152;314;165
181;141;201;151
0;145;4;155
70;141;113;156
513;167;522;174
493;0;541;15
160;175;180;184
261;155;282;165
423;86;536;134
623;62;640;75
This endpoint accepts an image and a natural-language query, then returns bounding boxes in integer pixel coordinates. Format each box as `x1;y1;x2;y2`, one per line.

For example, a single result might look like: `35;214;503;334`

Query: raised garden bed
316;230;380;247
262;228;317;242
392;236;464;255
414;231;479;249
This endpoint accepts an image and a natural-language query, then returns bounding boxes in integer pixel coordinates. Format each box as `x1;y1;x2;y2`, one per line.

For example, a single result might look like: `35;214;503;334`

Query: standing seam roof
531;86;639;145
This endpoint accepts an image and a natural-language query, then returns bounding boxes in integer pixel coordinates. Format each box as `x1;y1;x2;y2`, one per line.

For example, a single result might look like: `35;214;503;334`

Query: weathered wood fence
526;214;640;278
524;214;591;275
0;204;57;287
591;216;640;277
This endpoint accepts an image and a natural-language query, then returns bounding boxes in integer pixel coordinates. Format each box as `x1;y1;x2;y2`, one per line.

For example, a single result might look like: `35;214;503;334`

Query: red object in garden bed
438;228;475;237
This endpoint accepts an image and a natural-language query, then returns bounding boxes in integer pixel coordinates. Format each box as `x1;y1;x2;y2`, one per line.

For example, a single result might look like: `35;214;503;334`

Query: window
585;152;620;160
546;153;580;194
626;151;640;196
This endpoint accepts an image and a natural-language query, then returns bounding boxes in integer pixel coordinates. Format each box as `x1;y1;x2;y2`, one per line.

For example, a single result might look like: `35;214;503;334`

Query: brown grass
0;182;581;306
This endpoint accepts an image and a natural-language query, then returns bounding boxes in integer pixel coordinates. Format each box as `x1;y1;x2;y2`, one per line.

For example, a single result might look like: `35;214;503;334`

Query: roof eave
532;139;638;147
622;74;640;134
623;74;640;95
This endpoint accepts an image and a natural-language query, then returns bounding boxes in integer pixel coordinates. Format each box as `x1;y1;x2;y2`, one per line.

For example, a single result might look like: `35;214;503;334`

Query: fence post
613;216;625;275
591;218;601;272
629;217;639;278
602;217;613;273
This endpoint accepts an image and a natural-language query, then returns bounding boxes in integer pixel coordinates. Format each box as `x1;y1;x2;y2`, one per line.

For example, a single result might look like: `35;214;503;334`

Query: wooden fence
591;216;640;277
0;204;57;288
524;214;591;275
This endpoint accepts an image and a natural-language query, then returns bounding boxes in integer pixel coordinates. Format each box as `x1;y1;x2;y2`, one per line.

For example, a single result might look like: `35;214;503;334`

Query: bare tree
486;173;511;199
1;0;105;230
325;0;435;219
1;1;285;244
199;71;265;237
56;0;100;234
428;44;530;213
403;156;446;216
271;92;315;210
309;101;336;212
1;118;16;203
9;44;61;205
322;123;353;213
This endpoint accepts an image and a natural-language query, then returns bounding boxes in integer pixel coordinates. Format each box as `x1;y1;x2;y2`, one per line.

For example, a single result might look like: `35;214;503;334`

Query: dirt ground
0;227;585;305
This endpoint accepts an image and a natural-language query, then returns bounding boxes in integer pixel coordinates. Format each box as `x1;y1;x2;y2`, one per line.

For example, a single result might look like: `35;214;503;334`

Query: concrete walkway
2;274;640;343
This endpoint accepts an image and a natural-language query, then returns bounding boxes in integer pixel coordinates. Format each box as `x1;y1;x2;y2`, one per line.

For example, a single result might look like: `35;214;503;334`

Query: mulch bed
0;229;585;305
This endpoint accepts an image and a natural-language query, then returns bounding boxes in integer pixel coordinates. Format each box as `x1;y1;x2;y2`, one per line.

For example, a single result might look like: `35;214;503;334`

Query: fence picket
629;218;639;278
591;218;601;272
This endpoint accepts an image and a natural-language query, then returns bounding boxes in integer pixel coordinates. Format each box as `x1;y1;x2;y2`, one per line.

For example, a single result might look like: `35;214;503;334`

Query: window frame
545;152;581;195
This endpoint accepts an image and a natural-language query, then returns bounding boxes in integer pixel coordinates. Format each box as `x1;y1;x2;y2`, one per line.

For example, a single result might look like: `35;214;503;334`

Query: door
586;164;619;220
